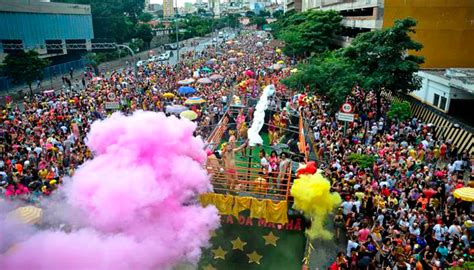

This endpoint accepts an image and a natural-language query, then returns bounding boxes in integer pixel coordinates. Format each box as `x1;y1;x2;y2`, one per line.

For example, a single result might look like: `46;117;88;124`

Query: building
183;2;196;14
286;0;302;13
210;0;221;17
0;0;94;61
411;69;474;124
163;0;174;18
302;0;474;69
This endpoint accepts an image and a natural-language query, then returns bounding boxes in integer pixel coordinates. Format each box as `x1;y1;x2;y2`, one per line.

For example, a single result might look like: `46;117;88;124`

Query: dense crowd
0;28;472;270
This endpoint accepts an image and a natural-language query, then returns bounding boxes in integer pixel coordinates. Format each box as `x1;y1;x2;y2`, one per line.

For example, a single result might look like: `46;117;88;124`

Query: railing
206;159;294;202
206;110;230;152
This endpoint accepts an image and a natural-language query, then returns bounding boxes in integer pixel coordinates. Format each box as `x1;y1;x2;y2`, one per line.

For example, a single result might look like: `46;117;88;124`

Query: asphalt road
2;29;236;101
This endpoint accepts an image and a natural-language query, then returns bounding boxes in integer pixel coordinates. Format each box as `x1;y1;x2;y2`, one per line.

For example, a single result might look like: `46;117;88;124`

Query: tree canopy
271;10;342;57
1;51;50;95
282;51;360;110
343;18;424;117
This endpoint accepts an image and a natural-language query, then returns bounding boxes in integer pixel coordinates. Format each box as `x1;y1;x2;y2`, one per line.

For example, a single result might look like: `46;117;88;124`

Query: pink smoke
1;111;219;270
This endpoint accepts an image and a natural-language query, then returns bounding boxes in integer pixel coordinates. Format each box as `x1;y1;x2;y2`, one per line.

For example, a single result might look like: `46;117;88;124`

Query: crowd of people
0;27;472;270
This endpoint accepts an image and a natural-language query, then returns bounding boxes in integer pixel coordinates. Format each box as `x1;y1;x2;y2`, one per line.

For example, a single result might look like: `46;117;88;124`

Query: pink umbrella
244;70;254;77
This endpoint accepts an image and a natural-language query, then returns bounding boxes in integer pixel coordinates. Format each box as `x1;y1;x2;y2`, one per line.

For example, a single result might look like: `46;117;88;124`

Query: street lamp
175;0;180;63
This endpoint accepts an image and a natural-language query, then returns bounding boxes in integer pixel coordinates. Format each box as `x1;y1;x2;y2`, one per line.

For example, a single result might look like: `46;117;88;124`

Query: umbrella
453;187;474;202
210;74;224;81
205;59;216;65
197;77;212;84
91;77;103;83
256;42;263;47
201;67;212;73
162;92;175;98
275;48;282;53
178;78;195;85
185;96;206;105
178;86;196;95
166;105;188;114
228;50;235;53
43;89;55;94
180;110;198;121
228;57;238;62
8;206;43;225
277;60;284;64
244;70;255;77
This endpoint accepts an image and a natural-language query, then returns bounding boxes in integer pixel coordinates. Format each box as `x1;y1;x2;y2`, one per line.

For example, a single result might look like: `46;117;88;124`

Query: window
439;97;447;110
433;94;440;107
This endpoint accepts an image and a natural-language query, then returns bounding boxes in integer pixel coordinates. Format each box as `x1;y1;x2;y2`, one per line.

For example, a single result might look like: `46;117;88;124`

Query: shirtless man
221;141;247;191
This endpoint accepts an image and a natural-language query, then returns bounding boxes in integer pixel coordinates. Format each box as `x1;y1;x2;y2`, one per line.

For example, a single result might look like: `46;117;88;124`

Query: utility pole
175;0;180;64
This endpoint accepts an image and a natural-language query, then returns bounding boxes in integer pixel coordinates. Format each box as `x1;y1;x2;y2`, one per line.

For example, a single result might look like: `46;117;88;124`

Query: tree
135;24;154;48
271;10;342;57
250;16;266;29
387;101;412;122
53;0;145;42
245;11;256;17
273;10;284;19
139;12;153;23
282;51;360;111
343;18;424;119
1;51;50;96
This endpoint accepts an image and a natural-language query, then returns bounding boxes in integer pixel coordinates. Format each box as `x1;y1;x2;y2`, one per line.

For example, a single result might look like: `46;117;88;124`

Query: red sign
341;102;353;113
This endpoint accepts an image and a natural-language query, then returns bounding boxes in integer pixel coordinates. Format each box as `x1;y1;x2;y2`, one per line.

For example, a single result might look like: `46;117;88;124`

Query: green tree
129;38;145;52
139;12;153;23
245;11;256;17
273;10;284;19
347;153;376;169
1;51;50;96
343;18;424;119
135;24;154;48
54;0;145;42
271;10;342;57
282;51;359;110
387;101;412;122
250;16;267;29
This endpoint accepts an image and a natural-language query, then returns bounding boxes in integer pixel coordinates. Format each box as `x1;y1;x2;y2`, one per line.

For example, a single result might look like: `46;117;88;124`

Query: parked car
136;60;145;67
164;43;177;50
157;52;171;61
212;38;217;43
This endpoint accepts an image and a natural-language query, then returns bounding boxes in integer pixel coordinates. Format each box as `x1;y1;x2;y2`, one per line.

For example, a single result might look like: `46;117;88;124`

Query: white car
148;55;159;62
212;38;217;43
136;60;145;67
157;52;170;61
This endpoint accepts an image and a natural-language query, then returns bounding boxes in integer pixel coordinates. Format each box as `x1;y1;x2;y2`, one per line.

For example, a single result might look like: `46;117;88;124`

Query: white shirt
433;224;448;241
341;201;353;215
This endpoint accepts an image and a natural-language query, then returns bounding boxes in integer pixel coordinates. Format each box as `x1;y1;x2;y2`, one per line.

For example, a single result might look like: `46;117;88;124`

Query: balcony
341;16;382;29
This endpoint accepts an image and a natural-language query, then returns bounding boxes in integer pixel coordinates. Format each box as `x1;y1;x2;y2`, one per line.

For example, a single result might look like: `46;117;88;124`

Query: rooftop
0;0;91;15
422;68;474;94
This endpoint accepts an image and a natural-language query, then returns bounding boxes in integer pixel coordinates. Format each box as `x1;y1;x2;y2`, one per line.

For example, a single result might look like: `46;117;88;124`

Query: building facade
163;0;174;18
286;0;302;13
301;0;474;69
0;0;94;60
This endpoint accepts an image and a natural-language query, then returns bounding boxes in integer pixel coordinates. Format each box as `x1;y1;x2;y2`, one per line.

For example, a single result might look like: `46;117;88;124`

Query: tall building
302;0;474;69
0;0;94;60
163;0;174;18
210;0;221;17
286;0;302;13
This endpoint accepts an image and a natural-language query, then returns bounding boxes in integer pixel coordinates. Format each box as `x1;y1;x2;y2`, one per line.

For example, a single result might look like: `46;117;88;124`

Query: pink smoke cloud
1;111;219;270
